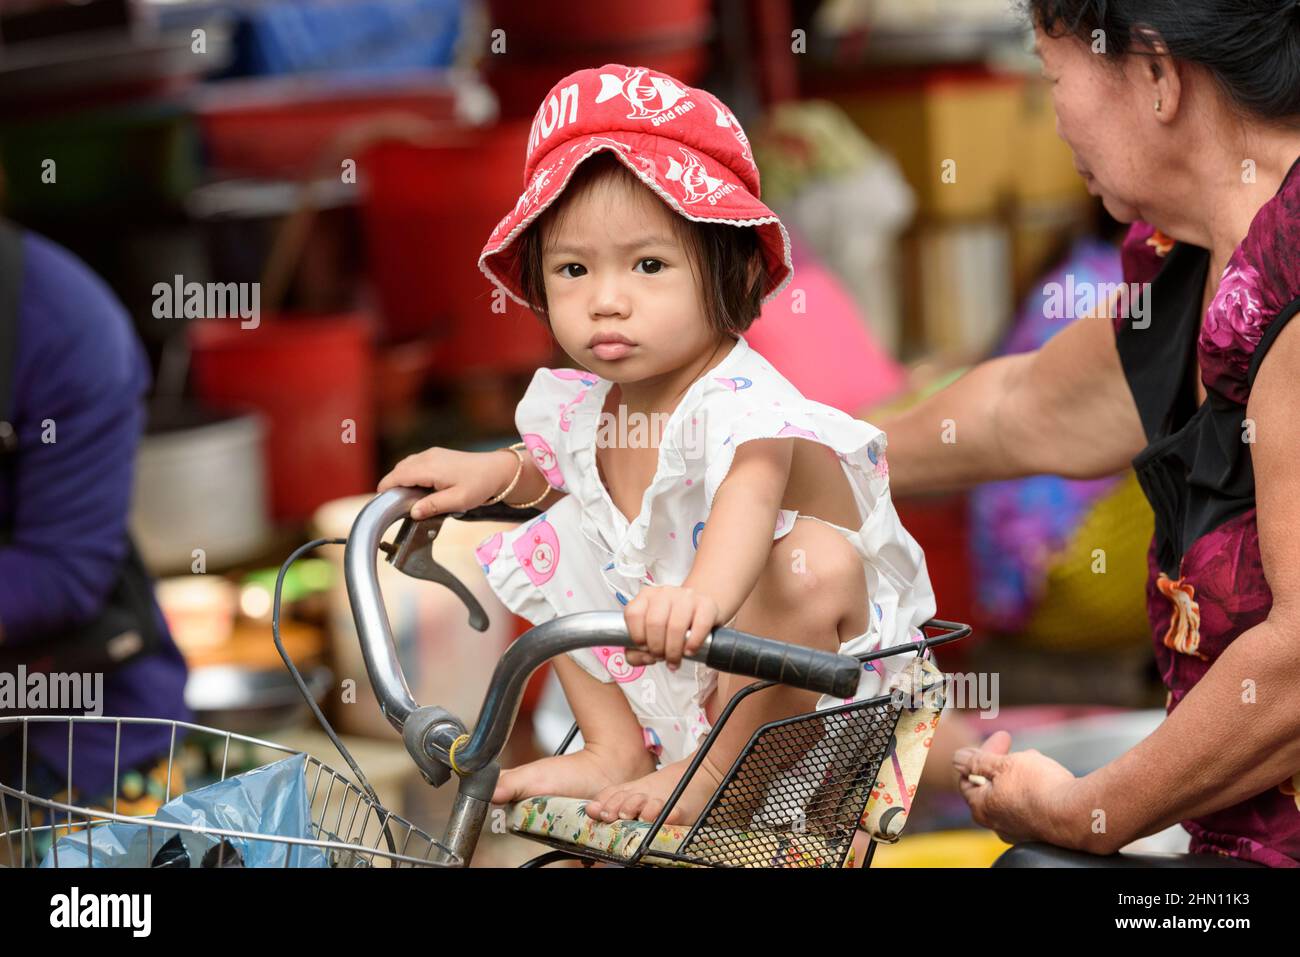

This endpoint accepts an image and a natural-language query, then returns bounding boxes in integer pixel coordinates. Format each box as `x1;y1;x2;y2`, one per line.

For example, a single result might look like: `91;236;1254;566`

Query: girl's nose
590;274;630;317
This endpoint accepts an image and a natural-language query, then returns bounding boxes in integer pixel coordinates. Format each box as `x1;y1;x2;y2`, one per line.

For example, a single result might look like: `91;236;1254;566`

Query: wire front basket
522;619;968;869
0;716;456;869
670;693;902;868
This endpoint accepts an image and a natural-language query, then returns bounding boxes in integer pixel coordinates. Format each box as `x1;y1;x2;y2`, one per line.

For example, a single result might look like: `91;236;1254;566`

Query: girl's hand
623;586;719;670
377;447;517;520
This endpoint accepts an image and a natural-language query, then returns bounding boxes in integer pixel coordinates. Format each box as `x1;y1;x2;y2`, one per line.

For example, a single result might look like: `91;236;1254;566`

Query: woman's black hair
1025;0;1300;124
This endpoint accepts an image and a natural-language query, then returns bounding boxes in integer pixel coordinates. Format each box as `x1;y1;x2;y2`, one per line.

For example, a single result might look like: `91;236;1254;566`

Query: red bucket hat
478;63;793;310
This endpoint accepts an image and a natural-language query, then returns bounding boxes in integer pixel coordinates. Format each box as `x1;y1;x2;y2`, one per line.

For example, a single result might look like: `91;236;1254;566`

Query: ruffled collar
563;334;752;577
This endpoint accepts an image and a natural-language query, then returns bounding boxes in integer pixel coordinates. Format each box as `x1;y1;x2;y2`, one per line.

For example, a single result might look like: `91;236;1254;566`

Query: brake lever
380;514;490;632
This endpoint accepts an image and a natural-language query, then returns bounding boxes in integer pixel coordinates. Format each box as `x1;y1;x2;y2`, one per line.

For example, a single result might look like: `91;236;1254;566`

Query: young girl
377;64;937;832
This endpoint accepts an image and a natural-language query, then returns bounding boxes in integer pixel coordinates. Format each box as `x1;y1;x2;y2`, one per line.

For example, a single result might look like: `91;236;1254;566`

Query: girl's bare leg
585;517;867;825
493;654;656;805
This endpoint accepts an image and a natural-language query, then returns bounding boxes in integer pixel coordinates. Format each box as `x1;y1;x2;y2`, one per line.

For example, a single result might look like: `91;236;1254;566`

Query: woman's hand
953;730;1089;850
623;586;719;670
377;447;517;520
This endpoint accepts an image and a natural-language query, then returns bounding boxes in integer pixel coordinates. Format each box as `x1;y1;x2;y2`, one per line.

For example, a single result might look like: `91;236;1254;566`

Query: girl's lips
592;341;634;360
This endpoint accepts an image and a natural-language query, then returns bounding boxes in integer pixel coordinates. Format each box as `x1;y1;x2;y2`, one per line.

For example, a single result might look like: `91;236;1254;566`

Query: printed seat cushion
506;796;849;867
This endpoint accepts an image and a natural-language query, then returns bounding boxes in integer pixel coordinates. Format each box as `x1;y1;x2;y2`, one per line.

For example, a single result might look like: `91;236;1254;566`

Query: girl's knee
767;520;863;608
746;519;865;638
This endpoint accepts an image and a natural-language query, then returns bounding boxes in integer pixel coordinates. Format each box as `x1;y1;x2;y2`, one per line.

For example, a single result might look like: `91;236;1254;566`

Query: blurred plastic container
189;314;374;523
155;576;238;656
480;0;710;119
195;69;490;179
359;124;554;371
131;405;271;573
219;0;463;78
311;496;518;740
485;0;709;47
894;493;976;666
0;101;200;216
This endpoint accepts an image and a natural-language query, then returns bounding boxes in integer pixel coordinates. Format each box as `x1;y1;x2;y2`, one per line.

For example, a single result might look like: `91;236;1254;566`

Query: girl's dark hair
516;152;767;334
1026;0;1300;123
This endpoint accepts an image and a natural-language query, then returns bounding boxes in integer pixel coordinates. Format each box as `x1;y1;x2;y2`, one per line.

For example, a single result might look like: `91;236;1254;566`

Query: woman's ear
1131;26;1182;123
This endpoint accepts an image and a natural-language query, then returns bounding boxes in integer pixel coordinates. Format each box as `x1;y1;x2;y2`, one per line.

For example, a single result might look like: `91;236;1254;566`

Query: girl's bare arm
377;442;564;519
683;438;793;623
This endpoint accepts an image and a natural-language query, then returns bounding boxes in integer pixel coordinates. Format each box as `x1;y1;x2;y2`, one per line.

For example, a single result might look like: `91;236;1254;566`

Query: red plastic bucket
359;124;555;373
189;314;375;524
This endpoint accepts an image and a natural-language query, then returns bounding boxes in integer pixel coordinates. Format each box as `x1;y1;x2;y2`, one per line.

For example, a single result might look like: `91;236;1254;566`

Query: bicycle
1;487;969;868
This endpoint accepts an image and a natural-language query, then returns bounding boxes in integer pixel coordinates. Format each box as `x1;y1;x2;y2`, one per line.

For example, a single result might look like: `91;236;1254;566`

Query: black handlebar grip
452;502;543;523
702;629;862;698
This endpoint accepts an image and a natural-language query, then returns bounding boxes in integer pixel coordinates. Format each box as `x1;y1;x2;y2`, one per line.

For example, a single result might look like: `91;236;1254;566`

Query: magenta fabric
1115;158;1300;866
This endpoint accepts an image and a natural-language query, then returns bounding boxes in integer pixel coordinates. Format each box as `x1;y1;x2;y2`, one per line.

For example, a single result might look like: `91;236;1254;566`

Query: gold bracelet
502;441;552;509
483;445;523;505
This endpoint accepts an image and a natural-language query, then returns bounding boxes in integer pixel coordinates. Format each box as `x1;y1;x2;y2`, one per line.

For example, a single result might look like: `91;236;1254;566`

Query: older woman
881;0;1300;866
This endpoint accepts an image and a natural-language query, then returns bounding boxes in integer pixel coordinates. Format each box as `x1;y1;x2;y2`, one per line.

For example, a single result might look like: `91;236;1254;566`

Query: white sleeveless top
476;334;936;766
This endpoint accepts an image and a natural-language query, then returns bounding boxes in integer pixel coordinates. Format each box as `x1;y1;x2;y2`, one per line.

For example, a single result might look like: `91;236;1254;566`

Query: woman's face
1035;23;1161;224
539;174;722;383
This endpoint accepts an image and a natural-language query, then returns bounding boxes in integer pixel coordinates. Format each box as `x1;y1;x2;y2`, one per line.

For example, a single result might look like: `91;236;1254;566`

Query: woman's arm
958;316;1300;853
1054;315;1300;853
878;315;1149;496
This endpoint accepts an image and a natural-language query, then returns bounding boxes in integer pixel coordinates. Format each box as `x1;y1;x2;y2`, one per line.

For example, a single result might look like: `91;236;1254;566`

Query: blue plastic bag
41;752;327;868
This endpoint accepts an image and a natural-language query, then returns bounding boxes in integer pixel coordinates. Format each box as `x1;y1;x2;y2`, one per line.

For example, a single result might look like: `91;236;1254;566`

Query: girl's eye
558;263;586;278
635;258;665;275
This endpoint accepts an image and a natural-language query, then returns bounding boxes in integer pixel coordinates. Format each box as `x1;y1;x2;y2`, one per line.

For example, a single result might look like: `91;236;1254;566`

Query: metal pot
130;402;270;574
185;664;333;736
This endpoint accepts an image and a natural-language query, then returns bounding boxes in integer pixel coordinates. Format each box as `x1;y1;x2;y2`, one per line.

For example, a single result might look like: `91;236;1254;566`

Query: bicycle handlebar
345;489;864;745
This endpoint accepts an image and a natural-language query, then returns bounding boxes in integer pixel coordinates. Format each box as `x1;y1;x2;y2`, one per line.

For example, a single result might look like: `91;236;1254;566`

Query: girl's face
540;174;724;383
1035;23;1162;225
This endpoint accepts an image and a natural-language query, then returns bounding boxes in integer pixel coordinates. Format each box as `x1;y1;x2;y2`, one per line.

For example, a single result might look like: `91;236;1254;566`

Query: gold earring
1155;99;1162;113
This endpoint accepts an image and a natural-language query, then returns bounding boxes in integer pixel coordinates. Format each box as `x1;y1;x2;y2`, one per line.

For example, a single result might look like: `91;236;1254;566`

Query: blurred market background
0;0;1173;865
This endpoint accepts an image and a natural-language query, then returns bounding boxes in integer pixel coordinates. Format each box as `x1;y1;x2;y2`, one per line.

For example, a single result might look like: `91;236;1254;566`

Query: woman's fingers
953;733;1013;781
